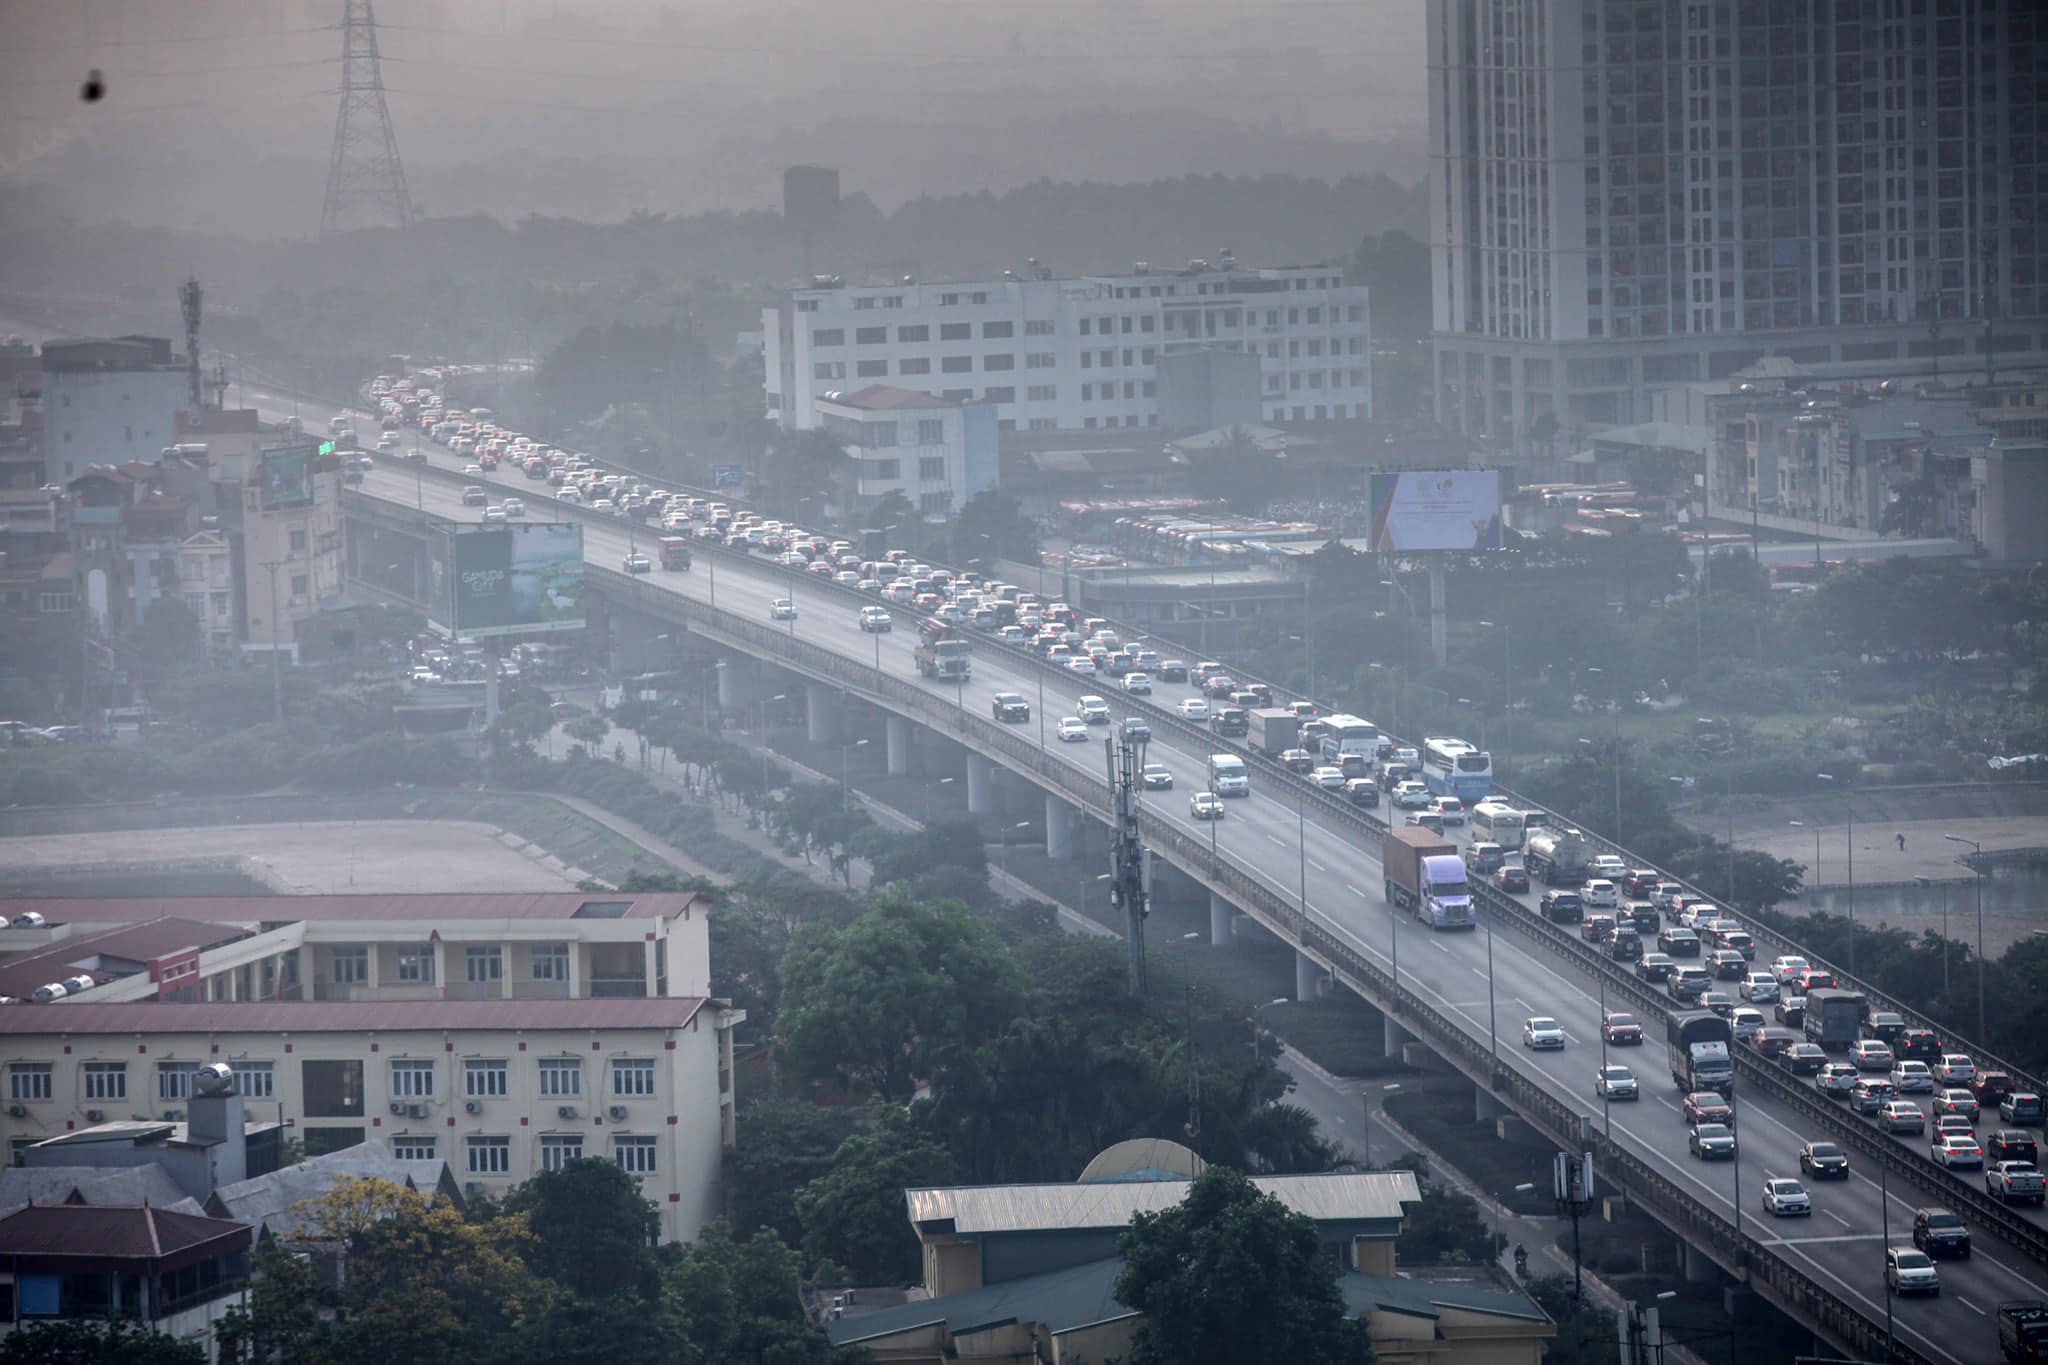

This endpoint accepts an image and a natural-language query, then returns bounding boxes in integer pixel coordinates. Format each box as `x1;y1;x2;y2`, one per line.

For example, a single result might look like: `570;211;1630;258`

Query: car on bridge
1121;672;1152;695
1850;1040;1895;1072
1538;890;1583;924
1312;766;1348;791
1932;1088;1979;1122
1881;1100;1926;1134
1987;1160;2048;1206
1799;1141;1850;1179
1888;1060;1934;1093
501;498;525;517
1884;1247;1939;1296
1683;1091;1734;1127
1760;1177;1811;1217
1912;1206;1971;1259
1493;863;1530;893
1429;796;1466;825
858;605;892;633
1056;717;1089;743
1744;972;1780;1003
1688;1123;1737;1160
1596;1065;1638;1100
1621;868;1662;898
1770;954;1810;986
1190;791;1225;820
1522;1017;1565;1050
1602;1012;1644;1045
1077;695;1111;724
1817;1062;1861;1098
462;485;488;506
2001;1092;2045;1125
1785;1042;1829;1075
769;598;797;620
1155;660;1190;682
1141;763;1173;790
621;551;651;574
1930;1133;1984;1170
1635;952;1678;985
1177;698;1210;722
1934;1054;1977;1087
1123;717;1152;745
991;693;1030;723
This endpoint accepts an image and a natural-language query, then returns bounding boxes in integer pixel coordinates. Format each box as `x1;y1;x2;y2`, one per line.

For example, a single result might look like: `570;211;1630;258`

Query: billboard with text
259;444;315;510
1366;471;1503;552
449;523;586;637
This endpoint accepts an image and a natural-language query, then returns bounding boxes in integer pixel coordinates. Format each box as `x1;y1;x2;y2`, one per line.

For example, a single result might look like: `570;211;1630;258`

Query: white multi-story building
813;385;999;518
40;337;190;485
0;892;742;1243
1429;0;2047;446
765;261;1371;435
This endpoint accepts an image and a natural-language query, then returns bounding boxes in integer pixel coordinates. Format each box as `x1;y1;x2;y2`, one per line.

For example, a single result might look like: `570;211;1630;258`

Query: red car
1278;748;1317;774
1602;1012;1644;1045
1204;674;1239;697
1493;864;1530;893
1286;700;1320;718
1798;969;1838;993
1621;869;1662;898
1684;1091;1734;1126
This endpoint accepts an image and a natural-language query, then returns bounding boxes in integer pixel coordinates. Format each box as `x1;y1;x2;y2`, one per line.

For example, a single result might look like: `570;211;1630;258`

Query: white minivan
1207;754;1250;797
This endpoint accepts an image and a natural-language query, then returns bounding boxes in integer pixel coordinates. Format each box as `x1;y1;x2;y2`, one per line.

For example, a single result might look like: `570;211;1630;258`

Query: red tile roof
0;1203;251;1266
0;916;248;999
0;891;699;928
0;996;709;1036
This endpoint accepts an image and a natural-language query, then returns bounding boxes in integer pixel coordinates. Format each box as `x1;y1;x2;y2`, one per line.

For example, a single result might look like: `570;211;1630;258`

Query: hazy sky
0;0;1427;236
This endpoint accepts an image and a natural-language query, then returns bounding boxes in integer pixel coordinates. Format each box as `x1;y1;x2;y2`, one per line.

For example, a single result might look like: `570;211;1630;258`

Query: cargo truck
1803;987;1869;1051
2001;1301;2048;1363
1523;826;1594;886
1668;1010;1735;1095
1383;825;1474;930
1246;708;1302;756
915;619;972;681
658;536;692;570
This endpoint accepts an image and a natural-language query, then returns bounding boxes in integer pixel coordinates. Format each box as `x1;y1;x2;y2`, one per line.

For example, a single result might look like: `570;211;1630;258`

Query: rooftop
206;1138;457;1240
0;915;249;1000
823;384;958;411
0;1202;250;1267
0;1163;200;1220
0;891;700;934
906;1170;1419;1235
0;996;711;1037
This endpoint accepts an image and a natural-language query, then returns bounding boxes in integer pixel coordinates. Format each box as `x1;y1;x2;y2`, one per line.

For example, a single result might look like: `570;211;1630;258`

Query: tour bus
1422;736;1494;802
1469;801;1526;850
1316;714;1380;766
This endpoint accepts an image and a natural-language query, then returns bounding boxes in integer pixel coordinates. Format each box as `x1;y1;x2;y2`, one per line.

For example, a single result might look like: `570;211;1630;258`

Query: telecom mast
320;0;415;236
1105;735;1153;996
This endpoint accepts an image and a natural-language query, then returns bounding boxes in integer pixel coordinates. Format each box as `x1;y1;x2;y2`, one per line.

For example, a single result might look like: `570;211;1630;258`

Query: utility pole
322;0;415;236
1554;1151;1595;1365
262;560;287;725
1106;733;1152;996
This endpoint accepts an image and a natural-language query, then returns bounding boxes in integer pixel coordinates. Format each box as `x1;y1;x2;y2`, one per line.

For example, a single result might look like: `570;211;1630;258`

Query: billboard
712;463;745;488
259;444;316;510
448;523;587;638
1366;471;1503;552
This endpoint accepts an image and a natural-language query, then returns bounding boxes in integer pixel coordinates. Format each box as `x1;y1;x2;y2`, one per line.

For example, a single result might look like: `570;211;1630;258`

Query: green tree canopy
1114;1165;1375;1365
794;1109;958;1283
500;1155;660;1301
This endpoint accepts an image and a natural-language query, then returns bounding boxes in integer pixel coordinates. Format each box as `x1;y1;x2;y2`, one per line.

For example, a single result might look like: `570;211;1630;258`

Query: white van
1207;754;1250;797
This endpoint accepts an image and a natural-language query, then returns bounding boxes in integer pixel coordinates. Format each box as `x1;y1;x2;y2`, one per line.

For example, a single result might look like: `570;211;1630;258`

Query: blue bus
1421;736;1493;802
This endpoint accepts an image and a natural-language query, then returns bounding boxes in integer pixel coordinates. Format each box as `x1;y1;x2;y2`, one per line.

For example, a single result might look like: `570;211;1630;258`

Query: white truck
1207;753;1249;797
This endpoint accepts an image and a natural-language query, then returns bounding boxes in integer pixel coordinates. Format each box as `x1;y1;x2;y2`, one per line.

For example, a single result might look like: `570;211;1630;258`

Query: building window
919;457;946;482
391;1060;435;1098
982;320;1013;338
941;356;972;373
615;1136;658;1173
332;947;367;984
811;329;844;346
939;322;972;341
1027;385;1057;402
466;947;502;983
855;326;887;345
83;1062;127;1102
812;362;845;381
1025;320;1054;335
898;358;931;375
8;1063;52;1102
540;1134;584;1171
396;946;434;984
538;1058;582;1097
982;386;1015;403
940;293;959;305
467;1135;511;1175
465;1059;509;1098
982;353;1014;370
919;492;951;515
393;1136;437;1161
291;574;308;600
234;1061;275;1099
289;529;308;554
917;419;944;443
971;292;988;304
156;1062;201;1102
612;1058;656;1097
856;360;888;378
863;459;901;480
852;296;874;309
897;324;929;342
302;1059;364;1117
1026;352;1055;368
531;944;569;982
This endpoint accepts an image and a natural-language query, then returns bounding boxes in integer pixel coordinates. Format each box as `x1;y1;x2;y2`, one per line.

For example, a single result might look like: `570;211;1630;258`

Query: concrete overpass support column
885;715;911;776
1383;1016;1409;1059
1045;794;1075;859
715;658;747;712
1208;890;1234;946
1294;951;1321;1002
805;683;836;745
1474;1088;1504;1122
966;753;994;815
1683;1242;1718;1284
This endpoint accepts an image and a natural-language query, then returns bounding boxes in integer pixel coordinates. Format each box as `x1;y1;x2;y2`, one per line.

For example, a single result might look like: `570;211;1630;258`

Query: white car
1931;1133;1984;1170
1393;781;1432;809
1591;854;1627;880
1178;698;1211;722
1121;672;1153;695
1596;1065;1638;1100
482;505;508;523
1522;1017;1565;1050
1743;972;1780;1003
1583;879;1619;910
464;463;486;478
1056;717;1090;743
1730;1007;1766;1043
621;552;651;574
1066;657;1098;675
769;598;797;621
1771;955;1810;986
1077;695;1111;724
1890;1061;1935;1094
1311;766;1348;791
377;431;400;450
1429;796;1466;825
1190;791;1225;820
1760;1177;1812;1217
1934;1054;1976;1086
501;498;525;517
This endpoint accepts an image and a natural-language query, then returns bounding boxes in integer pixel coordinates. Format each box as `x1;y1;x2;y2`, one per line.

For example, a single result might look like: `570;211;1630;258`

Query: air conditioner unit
389;1101;407;1117
607;1105;627;1121
85;1109;104;1122
555;1105;578;1120
6;1103;25;1118
464;1099;482;1115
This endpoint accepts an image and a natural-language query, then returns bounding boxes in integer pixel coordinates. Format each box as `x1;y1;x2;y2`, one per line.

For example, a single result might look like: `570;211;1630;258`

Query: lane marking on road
1471;967;1489;980
1957;1297;1985;1316
1267;834;1288;847
1346;883;1368;898
1433;939;1452;954
1309;860;1328;873
1753;1233;1886;1245
1822;1210;1852;1229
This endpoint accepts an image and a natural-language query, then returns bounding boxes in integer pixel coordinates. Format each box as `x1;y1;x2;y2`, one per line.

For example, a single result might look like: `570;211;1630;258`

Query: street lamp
1944;834;1987;1043
1817;773;1853;976
1361;1081;1401;1170
1583;666;1621;844
1498;1181;1536;1269
1789;818;1820;897
928;774;955;825
995;819;1033;887
1913;875;1951;998
840;737;869;811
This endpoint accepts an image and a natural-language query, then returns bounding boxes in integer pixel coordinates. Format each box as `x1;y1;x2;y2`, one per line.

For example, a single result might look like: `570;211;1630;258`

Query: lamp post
1817;773;1853;976
1914;875;1951;998
1484;899;1499;1067
1944;834;1987;1043
996;819;1031;886
1361;1081;1401;1170
1880;1147;1895;1361
928;775;955;825
1583;666;1621;844
1297;789;1310;920
1789;818;1819;897
840;737;869;811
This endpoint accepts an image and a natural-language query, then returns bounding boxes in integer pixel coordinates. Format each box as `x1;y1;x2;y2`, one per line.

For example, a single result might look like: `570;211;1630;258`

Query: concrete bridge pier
714;657;749;712
1209;890;1234;946
1683;1241;1720;1283
1383;1017;1410;1058
885;715;911;776
1294;951;1323;1002
1474;1088;1505;1122
966;753;994;815
1045;794;1075;859
805;683;837;745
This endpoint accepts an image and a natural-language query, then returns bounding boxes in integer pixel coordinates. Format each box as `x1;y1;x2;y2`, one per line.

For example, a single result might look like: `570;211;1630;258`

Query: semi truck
2000;1301;2048;1363
1246;708;1301;756
915;620;972;682
1802;987;1868;1051
1383;825;1474;930
1668;1010;1735;1095
1522;826;1594;886
658;536;692;570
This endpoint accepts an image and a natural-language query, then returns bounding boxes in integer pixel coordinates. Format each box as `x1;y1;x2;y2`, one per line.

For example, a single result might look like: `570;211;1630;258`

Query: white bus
1422;736;1494;802
1316;713;1379;765
1469;802;1526;849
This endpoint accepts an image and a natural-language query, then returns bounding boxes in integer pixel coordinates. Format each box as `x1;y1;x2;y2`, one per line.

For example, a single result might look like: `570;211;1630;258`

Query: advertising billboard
1366;471;1504;552
712;463;745;488
259;444;316;510
449;522;587;638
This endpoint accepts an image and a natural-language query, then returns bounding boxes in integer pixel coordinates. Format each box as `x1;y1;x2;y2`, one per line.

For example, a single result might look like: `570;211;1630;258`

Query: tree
501;1156;660;1301
726;1098;862;1247
776;890;1032;1099
1114;1165;1375;1365
564;712;611;756
665;1221;865;1365
1523;1273;1617;1365
0;1321;207;1365
795;1110;958;1283
1387;1154;1500;1265
949;489;1040;568
215;1239;324;1365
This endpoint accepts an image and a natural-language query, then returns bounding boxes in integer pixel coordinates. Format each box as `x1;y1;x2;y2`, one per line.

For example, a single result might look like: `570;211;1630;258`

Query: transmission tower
1105;734;1154;996
321;0;415;236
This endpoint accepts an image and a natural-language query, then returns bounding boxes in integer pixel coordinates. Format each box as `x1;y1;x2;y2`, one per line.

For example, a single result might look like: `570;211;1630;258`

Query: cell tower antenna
179;278;204;413
321;0;415;236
